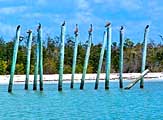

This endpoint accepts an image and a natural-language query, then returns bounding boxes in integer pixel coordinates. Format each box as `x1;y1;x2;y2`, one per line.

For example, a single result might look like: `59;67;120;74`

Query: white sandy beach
0;72;163;84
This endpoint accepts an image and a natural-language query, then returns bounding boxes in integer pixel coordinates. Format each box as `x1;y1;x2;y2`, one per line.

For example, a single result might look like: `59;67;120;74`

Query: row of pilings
7;22;149;92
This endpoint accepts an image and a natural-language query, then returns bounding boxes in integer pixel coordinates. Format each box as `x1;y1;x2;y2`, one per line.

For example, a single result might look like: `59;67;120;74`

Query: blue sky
0;0;163;44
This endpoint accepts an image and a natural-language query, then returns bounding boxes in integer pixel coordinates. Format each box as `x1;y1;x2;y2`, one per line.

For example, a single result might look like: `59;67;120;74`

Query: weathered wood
70;24;79;89
140;25;149;88
119;26;124;88
124;69;149;90
58;21;66;91
105;22;111;90
8;25;21;92
95;31;107;89
25;30;32;90
80;24;92;90
38;24;43;91
33;27;40;90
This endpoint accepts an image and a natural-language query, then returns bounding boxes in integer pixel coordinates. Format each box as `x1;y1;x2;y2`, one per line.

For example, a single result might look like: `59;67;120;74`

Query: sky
0;0;163;44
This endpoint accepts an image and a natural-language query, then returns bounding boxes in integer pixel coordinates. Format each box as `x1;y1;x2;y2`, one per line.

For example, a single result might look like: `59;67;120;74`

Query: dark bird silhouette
16;25;20;30
38;23;41;28
88;24;93;33
105;22;111;27
145;25;149;29
27;30;32;34
74;24;78;35
159;34;163;41
62;21;65;26
120;26;124;30
37;23;41;32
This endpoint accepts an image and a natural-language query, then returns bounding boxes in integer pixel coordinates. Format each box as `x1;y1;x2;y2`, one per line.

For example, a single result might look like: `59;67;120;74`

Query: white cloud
37;0;47;6
0;0;13;2
75;0;93;24
77;0;89;10
23;12;64;24
0;22;15;40
120;0;142;10
147;1;163;20
93;0;142;11
0;6;27;15
23;13;43;18
93;0;104;4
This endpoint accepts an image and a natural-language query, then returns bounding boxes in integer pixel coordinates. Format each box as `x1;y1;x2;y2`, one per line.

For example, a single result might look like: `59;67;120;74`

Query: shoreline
0;73;163;84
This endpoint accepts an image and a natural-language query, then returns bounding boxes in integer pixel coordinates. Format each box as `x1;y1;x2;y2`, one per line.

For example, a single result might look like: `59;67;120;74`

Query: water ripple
0;82;163;120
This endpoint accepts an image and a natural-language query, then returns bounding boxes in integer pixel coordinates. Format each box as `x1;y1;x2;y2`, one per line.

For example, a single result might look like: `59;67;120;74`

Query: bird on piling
17;25;20;30
74;24;78;36
145;25;149;29
37;23;41;32
120;26;124;30
16;25;23;41
62;21;65;26
27;30;32;34
105;22;111;27
88;24;93;33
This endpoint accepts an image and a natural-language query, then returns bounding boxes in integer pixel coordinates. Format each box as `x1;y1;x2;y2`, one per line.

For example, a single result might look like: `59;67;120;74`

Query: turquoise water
0;81;163;120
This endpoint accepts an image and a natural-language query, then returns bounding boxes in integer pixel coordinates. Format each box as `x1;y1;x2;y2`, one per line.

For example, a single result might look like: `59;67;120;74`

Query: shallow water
0;81;163;120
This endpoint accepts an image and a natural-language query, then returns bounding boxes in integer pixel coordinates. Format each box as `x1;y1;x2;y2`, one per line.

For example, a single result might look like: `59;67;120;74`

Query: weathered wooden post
105;22;112;90
58;21;66;91
33;27;40;90
8;25;21;92
38;24;43;91
95;31;107;89
125;69;149;89
80;24;93;90
140;25;149;88
119;26;124;88
70;24;79;89
25;30;32;90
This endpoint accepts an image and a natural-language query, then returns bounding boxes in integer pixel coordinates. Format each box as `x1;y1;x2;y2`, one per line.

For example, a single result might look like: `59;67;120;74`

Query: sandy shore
0;73;163;84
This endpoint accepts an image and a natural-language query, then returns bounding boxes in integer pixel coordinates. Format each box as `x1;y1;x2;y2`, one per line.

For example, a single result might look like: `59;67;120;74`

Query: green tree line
0;35;163;75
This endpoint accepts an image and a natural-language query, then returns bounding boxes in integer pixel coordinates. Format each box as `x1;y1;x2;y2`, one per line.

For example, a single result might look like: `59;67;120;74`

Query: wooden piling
8;25;21;92
119;26;124;88
140;25;149;88
70;24;79;89
95;31;107;89
125;69;149;89
58;21;66;91
80;24;93;90
105;22;111;90
33;27;40;90
25;30;32;90
38;24;43;91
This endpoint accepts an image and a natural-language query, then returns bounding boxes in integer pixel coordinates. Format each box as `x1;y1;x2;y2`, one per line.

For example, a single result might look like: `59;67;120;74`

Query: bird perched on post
88;24;93;33
74;24;78;36
27;30;32;34
120;26;124;30
62;21;65;26
105;22;111;27
145;25;149;29
37;23;41;32
17;25;20;30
